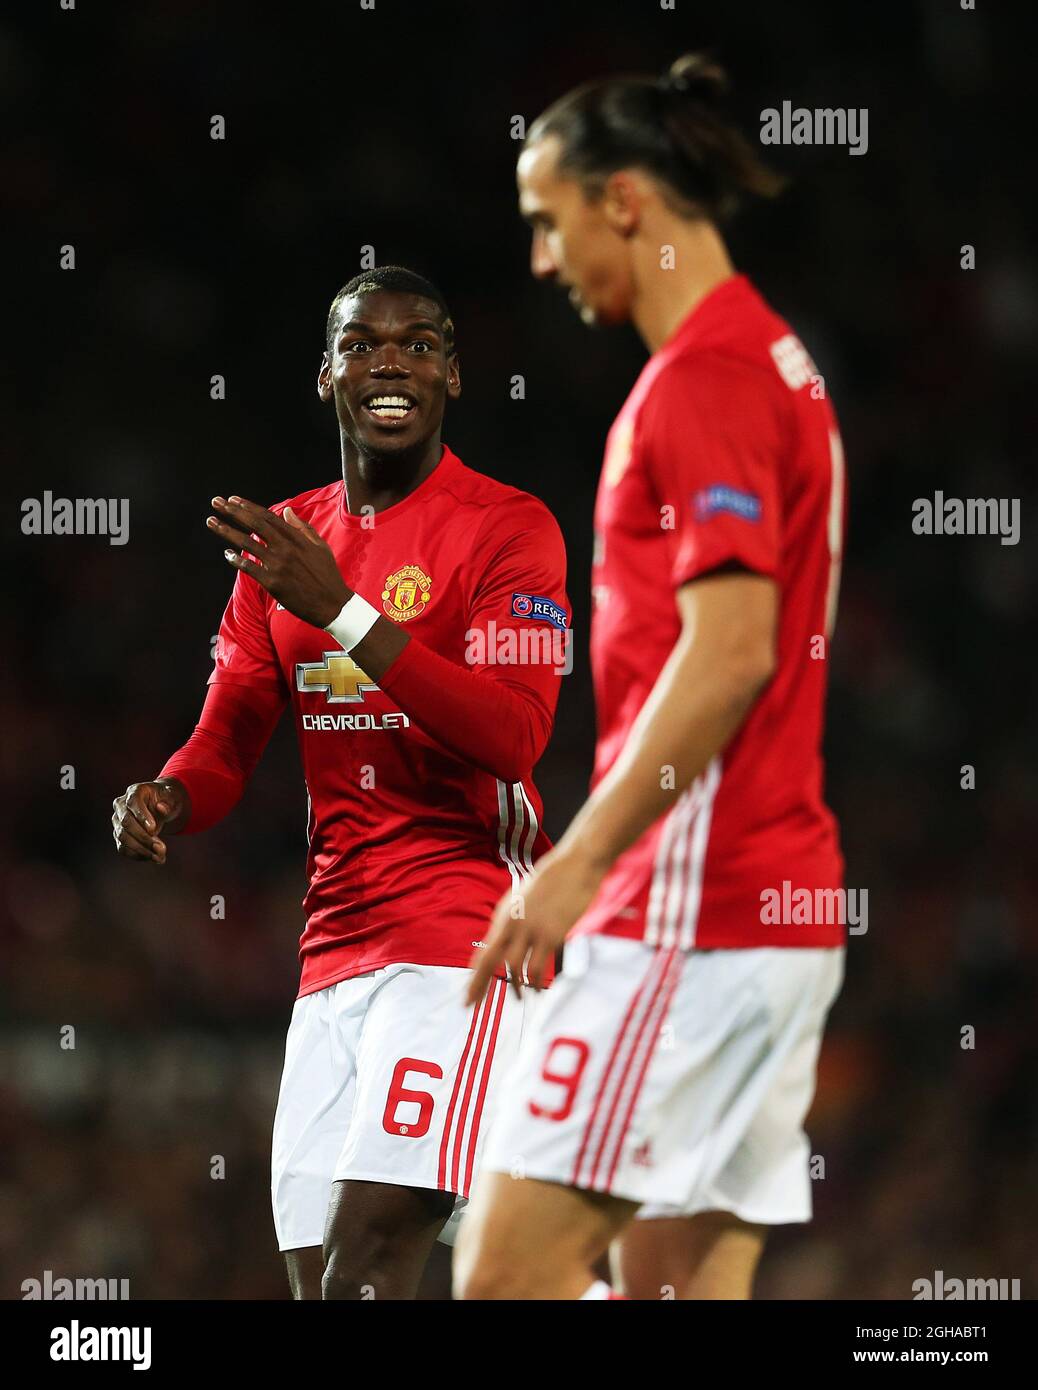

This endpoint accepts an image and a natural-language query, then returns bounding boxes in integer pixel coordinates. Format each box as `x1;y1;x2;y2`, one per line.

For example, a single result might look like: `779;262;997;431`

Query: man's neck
341;436;443;515
630;217;736;354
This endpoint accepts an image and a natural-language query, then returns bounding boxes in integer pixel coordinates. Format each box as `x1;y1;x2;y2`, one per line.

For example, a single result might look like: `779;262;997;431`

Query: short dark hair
527;53;783;223
325;265;455;354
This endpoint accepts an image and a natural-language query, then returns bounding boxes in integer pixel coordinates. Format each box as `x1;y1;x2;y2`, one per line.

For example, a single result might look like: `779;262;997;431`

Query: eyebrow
338;318;443;338
519;208;547;229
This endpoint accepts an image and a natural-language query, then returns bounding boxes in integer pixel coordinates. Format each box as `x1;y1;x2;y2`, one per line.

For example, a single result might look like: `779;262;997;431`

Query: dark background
2;0;1036;1299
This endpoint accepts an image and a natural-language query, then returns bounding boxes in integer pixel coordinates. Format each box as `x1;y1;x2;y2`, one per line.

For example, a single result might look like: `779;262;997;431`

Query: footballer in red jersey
457;57;846;1301
111;266;569;1299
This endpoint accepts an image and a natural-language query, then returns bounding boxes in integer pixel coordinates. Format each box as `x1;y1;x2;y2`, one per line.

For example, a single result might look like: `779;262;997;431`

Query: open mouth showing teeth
364;395;416;421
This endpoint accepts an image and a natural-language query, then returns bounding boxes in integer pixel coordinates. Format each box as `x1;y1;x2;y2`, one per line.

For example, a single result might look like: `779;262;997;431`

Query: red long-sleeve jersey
160;445;570;996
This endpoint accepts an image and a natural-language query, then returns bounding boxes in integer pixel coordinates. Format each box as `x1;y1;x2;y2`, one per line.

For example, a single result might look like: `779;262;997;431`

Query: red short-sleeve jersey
576;274;846;950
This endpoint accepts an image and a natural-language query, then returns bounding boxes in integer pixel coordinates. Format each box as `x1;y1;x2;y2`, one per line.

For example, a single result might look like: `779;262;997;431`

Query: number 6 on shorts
382;1057;442;1137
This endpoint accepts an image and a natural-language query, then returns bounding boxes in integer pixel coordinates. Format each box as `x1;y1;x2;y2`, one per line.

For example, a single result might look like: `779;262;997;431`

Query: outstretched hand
207;495;351;628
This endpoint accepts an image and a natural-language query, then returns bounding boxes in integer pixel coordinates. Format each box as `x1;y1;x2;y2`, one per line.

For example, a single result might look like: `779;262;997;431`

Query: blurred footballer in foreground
457;54;847;1301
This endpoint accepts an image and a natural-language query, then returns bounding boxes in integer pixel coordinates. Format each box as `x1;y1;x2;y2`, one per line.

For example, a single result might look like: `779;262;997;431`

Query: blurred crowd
2;1;1035;1299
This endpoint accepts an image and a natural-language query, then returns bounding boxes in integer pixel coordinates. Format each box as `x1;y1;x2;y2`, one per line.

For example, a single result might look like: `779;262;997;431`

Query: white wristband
324;593;380;652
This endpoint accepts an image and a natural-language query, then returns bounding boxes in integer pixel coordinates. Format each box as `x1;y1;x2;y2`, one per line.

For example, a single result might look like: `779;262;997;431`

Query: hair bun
660;53;728;103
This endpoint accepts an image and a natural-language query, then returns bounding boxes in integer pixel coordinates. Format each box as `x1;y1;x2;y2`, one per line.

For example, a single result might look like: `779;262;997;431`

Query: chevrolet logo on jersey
296;652;379;703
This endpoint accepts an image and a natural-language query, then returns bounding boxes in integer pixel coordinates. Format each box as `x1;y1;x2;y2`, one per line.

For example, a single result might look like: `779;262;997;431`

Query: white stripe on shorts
645;755;721;949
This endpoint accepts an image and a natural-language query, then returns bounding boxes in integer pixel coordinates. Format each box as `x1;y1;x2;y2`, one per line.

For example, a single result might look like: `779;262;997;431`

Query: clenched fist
111;778;189;865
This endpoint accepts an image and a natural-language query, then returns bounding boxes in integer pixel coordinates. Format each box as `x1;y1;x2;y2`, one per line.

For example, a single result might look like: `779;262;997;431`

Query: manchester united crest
382;564;432;622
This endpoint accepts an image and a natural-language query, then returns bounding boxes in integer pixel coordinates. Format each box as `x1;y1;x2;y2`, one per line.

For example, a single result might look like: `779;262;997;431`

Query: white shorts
482;935;844;1225
271;963;531;1252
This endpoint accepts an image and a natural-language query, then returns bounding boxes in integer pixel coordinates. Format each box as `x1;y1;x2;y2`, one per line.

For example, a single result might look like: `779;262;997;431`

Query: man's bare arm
558;569;777;870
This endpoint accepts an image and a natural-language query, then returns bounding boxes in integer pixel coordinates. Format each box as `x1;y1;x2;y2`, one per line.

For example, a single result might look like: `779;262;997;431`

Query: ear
317;351;333;402
446;353;462;402
601;171;641;237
